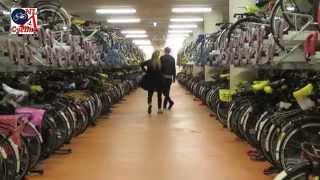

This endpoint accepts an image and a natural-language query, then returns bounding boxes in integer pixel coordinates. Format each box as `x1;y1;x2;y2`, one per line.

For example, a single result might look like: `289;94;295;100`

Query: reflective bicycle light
169;24;198;29
286;6;295;11
2;10;10;15
172;7;212;13
96;8;136;14
170;18;204;22
107;18;141;23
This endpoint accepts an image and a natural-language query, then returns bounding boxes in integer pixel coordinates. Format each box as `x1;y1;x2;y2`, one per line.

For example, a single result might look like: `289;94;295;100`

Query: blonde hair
150;50;161;70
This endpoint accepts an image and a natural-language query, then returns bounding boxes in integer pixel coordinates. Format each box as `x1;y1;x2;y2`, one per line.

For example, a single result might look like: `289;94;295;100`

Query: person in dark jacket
141;50;164;114
160;47;176;110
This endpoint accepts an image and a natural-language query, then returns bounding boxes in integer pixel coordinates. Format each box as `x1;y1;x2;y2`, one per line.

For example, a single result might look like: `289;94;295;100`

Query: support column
230;66;257;89
203;10;224;81
229;0;257;89
204;10;223;33
229;0;255;22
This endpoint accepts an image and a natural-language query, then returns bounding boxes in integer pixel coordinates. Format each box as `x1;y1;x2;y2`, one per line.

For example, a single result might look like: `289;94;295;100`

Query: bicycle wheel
242;108;266;148
35;1;71;31
227;16;265;48
259;115;278;164
280;120;320;169
216;101;230;127
275;161;311;180
270;0;293;50
16;137;30;180
0;151;6;180
230;101;249;139
78;104;90;134
23;123;42;169
52;111;69;149
41;114;58;159
280;0;314;26
0;135;15;180
270;0;314;50
60;109;73;143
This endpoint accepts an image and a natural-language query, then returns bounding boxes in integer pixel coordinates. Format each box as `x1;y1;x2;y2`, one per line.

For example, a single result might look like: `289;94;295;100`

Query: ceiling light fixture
107;18;141;23
121;30;146;34
153;22;158;27
172;7;212;13
167;34;190;38
138;45;154;49
168;30;193;33
170;17;204;22
96;8;136;14
133;39;152;45
126;34;148;38
169;24;198;29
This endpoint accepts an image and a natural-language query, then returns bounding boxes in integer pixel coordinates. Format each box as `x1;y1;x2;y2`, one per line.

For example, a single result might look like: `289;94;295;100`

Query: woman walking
140;50;164;114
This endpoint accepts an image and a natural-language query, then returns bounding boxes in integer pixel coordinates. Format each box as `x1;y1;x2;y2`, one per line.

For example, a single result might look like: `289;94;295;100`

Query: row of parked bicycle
0;0;144;70
179;0;320;66
177;69;320;179
0;67;143;180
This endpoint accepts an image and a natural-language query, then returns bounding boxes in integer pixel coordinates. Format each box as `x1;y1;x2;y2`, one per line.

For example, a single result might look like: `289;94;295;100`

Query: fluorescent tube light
96;8;136;14
121;30;146;34
126;34;148;38
168;30;193;33
169;24;198;29
107;18;141;23
167;34;190;38
172;7;212;13
170;18;204;22
138;45;154;49
153;22;158;27
133;40;151;45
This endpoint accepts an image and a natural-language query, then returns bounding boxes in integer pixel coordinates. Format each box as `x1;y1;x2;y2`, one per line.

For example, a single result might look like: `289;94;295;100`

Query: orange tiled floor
30;84;272;180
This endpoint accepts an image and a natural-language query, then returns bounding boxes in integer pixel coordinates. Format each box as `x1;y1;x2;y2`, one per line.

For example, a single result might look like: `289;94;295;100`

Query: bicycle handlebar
233;13;256;18
269;78;286;88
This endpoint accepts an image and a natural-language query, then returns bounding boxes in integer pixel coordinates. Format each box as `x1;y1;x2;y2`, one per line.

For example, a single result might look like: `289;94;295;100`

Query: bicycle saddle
0;115;22;146
15;107;45;128
2;83;28;101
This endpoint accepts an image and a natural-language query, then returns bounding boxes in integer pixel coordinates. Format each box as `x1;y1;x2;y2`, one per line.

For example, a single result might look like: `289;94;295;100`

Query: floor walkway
31;84;271;180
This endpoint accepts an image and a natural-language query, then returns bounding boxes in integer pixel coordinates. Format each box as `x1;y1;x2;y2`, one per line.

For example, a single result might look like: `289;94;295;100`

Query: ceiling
61;0;228;47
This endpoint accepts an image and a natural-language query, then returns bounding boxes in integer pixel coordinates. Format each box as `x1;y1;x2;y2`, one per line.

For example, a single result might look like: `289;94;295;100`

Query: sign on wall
11;8;39;34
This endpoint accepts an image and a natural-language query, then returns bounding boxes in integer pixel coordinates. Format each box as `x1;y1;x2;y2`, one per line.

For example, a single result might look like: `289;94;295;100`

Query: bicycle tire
0;135;16;180
227;16;265;48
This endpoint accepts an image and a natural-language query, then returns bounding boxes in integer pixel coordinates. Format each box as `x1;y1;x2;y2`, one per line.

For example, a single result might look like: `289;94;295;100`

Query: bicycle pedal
55;148;72;155
29;169;44;175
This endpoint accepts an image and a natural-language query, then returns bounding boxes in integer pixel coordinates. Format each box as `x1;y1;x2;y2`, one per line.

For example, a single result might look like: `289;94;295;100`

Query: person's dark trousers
148;90;162;109
163;78;174;109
